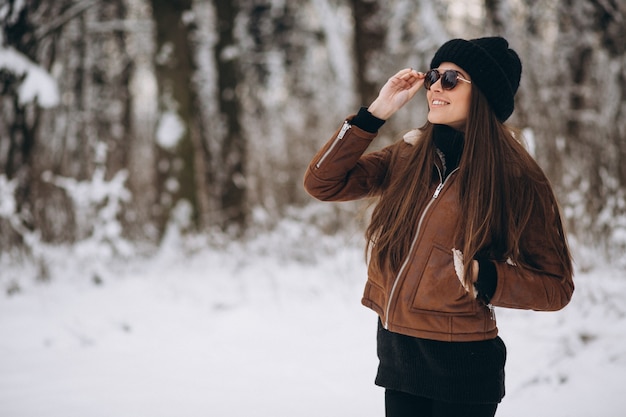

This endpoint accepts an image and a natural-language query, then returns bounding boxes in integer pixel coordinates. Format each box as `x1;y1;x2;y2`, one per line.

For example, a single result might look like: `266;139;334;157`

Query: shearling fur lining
403;129;420;145
452;248;478;299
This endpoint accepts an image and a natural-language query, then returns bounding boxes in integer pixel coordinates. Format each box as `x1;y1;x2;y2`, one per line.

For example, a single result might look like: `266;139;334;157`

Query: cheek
459;92;472;111
453;95;471;116
456;102;469;115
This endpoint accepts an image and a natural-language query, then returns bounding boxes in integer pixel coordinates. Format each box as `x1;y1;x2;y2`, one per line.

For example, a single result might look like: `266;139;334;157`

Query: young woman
303;37;574;417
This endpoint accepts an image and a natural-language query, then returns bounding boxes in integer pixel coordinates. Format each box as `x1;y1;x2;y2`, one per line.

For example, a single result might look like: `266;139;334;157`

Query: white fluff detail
403;129;420;145
452;248;465;283
452;248;476;298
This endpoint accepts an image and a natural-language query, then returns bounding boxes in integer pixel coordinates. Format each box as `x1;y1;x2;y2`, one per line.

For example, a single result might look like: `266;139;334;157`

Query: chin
428;116;447;125
428;114;463;129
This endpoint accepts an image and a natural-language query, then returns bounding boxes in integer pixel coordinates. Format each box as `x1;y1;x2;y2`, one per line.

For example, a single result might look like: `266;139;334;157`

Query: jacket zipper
384;166;459;329
315;121;351;168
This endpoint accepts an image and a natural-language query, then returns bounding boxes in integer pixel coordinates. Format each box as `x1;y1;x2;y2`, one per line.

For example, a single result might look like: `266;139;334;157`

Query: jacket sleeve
303;117;393;202
489;201;574;311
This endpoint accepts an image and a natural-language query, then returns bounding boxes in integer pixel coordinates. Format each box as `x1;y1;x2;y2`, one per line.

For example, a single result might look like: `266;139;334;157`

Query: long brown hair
365;85;573;289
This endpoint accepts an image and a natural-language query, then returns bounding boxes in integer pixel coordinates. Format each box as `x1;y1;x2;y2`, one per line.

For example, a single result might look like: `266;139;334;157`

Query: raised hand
367;68;425;120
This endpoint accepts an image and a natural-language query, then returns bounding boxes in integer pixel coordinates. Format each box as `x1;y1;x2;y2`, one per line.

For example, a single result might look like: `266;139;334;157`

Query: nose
430;76;443;92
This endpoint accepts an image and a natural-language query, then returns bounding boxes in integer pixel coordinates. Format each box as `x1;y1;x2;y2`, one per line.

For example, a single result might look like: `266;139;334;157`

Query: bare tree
150;0;208;232
211;0;246;232
349;0;387;105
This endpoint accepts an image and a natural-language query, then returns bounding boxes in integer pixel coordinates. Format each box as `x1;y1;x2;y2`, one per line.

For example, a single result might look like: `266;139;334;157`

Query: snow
1;224;625;417
0;46;60;108
0;175;17;218
156;111;186;150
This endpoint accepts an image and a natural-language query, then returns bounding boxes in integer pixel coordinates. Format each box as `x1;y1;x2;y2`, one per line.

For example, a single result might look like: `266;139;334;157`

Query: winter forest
1;0;626;416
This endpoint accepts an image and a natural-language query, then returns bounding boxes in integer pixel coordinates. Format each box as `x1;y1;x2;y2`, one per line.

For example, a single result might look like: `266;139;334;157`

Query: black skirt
375;319;506;404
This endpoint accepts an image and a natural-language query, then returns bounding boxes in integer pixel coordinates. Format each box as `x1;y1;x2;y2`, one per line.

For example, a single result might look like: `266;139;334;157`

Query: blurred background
1;0;625;269
2;2;626;416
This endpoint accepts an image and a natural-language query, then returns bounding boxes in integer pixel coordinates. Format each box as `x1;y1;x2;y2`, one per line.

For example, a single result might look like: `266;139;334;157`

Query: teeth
432;100;448;105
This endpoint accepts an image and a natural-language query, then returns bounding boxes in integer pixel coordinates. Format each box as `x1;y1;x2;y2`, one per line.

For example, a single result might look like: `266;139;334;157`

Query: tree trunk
150;0;203;233
212;0;246;232
349;0;387;105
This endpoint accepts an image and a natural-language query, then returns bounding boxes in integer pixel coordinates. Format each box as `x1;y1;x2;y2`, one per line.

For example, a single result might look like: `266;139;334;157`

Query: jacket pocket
410;243;477;316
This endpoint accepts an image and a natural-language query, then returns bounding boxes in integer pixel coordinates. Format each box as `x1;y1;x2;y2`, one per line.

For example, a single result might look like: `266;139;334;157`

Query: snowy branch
0;46;59;107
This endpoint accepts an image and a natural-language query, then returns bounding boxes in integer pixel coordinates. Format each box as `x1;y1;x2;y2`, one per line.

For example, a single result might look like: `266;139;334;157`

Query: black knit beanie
430;37;522;122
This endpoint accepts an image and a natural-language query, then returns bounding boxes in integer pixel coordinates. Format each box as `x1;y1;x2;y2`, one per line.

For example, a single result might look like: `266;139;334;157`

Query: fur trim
452;248;465;284
452;248;477;298
403;129;420;145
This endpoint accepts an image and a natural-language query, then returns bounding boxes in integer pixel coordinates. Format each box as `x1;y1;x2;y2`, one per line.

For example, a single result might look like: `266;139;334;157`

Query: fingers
390;68;426;77
389;68;417;81
394;68;421;81
389;68;424;91
404;69;426;95
370;68;426;119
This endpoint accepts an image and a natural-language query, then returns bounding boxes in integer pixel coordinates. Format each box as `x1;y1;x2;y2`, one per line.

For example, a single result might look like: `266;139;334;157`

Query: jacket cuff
474;258;497;303
350;107;386;133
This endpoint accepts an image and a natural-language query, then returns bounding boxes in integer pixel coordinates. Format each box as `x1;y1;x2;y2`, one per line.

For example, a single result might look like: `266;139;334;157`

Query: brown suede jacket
303;117;574;342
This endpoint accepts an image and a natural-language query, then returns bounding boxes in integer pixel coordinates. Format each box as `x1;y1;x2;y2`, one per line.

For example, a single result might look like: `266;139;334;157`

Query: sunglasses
423;69;472;91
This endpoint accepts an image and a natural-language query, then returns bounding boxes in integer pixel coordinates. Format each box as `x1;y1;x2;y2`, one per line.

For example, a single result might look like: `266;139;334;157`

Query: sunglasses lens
424;70;439;90
441;70;458;90
424;69;460;90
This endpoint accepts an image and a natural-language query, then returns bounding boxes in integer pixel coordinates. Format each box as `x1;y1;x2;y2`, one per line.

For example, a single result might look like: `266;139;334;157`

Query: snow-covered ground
1;225;625;417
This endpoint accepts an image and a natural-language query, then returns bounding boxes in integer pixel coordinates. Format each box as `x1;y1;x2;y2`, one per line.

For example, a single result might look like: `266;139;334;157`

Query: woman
303;37;574;417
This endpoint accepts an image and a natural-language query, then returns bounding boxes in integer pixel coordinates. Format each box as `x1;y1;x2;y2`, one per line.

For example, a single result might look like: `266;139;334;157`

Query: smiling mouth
432;100;449;106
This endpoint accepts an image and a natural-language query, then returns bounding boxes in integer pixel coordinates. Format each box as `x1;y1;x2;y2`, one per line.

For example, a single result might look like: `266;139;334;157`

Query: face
426;62;472;130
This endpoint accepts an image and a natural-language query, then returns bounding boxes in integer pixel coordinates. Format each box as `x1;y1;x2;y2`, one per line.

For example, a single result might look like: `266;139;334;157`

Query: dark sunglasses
423;69;472;91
